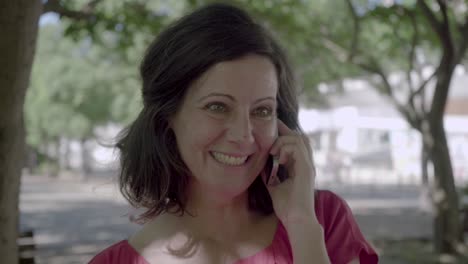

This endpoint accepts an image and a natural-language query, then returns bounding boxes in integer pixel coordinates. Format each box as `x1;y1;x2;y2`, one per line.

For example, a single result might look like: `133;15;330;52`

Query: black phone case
265;155;288;184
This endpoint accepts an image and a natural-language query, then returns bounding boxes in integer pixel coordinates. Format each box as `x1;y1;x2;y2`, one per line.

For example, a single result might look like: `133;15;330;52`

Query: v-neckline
124;219;282;263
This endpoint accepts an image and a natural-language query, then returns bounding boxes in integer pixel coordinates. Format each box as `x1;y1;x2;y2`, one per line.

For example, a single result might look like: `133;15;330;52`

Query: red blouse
89;190;378;264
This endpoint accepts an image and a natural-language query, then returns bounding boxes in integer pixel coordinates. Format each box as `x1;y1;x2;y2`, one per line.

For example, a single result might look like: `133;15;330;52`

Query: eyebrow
197;92;276;104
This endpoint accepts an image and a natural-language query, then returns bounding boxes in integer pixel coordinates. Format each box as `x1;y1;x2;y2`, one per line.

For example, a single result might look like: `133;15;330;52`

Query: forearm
285;220;331;264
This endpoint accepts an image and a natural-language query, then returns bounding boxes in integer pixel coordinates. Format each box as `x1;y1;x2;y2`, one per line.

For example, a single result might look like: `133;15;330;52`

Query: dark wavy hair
117;3;301;221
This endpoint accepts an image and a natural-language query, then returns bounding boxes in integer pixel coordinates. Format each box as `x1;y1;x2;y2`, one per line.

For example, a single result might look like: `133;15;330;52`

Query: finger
274;133;313;160
267;171;282;187
277;119;296;136
276;142;316;178
276;119;312;151
270;135;303;156
277;144;295;165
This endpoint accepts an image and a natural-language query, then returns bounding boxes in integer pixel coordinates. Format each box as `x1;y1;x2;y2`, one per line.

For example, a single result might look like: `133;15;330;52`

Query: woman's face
170;54;278;198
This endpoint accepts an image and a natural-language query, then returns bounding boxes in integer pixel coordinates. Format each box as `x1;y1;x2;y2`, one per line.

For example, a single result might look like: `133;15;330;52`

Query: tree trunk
25;145;38;175
426;45;464;253
80;138;92;180
419;140;433;213
430;120;463;253
0;1;42;263
63;137;72;171
421;141;430;187
51;137;60;177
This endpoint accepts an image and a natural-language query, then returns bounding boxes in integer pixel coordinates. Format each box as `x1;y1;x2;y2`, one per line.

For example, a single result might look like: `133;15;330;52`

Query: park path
20;174;432;264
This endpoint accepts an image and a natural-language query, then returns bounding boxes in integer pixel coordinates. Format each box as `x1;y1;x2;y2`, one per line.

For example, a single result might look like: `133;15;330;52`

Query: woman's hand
262;119;318;228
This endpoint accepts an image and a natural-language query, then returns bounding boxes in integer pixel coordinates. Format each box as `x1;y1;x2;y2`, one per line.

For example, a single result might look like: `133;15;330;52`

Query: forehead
187;54;278;100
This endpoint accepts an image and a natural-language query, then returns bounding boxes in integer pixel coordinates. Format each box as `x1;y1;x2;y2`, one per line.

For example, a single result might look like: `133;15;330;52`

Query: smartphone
265;155;289;185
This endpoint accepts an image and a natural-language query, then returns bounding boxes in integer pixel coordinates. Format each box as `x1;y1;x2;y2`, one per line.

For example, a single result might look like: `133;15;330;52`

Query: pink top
89;190;378;264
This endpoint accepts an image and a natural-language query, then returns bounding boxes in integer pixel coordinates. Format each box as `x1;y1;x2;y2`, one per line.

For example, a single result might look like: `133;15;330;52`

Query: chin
211;181;251;198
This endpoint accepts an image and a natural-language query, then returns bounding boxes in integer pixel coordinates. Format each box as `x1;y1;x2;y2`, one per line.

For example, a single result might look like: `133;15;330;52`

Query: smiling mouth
210;151;250;166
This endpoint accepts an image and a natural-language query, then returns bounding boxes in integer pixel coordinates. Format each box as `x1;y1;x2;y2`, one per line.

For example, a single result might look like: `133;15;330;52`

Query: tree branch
436;0;449;27
417;0;454;52
419;77;427;119
456;15;468;64
402;7;419;95
42;0;102;20
429;62;455;123
322;34;401;103
320;36;349;62
417;0;443;36
345;0;360;61
359;56;424;129
357;58;418;124
367;58;394;97
408;69;436;117
408;8;418;78
321;32;424;129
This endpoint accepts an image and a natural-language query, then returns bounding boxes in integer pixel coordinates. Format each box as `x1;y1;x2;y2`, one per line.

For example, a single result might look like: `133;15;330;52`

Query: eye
252;106;274;118
204;102;228;113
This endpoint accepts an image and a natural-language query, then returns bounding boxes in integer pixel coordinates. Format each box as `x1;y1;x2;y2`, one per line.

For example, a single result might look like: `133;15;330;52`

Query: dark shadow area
20;199;139;263
20;174;139;263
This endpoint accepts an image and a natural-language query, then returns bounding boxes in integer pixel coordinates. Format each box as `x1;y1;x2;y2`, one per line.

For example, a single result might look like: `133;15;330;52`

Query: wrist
285;219;330;264
284;219;323;237
282;212;319;230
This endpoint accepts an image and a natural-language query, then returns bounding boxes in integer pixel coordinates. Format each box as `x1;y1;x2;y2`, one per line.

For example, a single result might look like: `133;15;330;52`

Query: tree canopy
23;0;468;257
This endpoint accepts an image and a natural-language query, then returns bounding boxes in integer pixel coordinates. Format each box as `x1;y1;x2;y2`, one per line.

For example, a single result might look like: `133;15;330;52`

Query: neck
173;181;260;242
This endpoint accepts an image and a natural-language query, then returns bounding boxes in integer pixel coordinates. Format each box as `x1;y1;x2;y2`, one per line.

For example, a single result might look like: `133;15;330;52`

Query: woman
89;3;378;264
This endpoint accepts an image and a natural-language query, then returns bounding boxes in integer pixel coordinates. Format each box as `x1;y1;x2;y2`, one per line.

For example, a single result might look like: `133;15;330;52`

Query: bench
18;230;35;264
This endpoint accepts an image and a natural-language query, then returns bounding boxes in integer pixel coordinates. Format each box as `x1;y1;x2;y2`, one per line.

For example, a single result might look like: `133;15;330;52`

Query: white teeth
211;152;248;166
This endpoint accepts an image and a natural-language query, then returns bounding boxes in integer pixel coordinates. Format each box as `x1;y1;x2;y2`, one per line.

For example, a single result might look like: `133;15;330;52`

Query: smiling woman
89;3;378;264
170;55;278;202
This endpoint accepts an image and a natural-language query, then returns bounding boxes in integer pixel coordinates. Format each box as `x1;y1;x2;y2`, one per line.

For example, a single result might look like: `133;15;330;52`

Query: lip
210;151;253;158
209;151;253;167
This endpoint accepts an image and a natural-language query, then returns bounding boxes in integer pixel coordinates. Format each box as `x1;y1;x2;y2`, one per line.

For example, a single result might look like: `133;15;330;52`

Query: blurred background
2;0;468;263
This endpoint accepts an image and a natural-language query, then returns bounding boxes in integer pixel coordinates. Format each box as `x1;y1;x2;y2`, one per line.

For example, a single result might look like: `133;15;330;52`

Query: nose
226;111;254;145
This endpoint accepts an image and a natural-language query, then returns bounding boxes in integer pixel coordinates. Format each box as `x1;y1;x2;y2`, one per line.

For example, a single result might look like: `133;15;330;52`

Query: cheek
253;121;277;150
187;118;225;149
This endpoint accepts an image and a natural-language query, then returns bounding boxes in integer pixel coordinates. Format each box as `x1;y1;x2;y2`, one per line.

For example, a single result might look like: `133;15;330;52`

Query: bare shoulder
128;215;204;262
128;218;171;253
128;219;207;264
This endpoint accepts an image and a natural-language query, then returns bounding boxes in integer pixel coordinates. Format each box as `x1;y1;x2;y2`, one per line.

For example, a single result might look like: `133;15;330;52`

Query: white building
300;71;468;186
